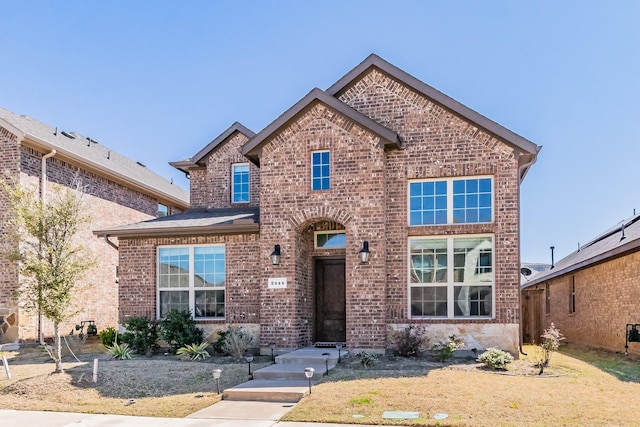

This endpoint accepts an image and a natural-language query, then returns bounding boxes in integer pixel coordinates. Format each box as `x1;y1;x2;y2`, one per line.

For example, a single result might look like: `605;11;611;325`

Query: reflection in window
315;232;346;248
157;245;225;319
232;163;250;203
409;235;493;318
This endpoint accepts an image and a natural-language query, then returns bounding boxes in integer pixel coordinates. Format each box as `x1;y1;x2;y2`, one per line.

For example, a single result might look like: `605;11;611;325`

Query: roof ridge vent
60;131;75;139
136;161;146;168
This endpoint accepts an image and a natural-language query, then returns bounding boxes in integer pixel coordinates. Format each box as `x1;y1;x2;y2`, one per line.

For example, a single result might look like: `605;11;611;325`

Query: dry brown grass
0;341;269;417
2;342;639;425
281;345;640;426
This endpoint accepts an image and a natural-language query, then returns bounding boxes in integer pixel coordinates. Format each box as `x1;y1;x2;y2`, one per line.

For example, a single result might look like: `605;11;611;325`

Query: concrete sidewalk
0;407;381;427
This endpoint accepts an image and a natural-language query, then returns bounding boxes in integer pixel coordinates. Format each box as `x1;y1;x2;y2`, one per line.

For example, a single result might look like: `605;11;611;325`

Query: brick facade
0;121;186;342
524;251;640;356
115;55;537;354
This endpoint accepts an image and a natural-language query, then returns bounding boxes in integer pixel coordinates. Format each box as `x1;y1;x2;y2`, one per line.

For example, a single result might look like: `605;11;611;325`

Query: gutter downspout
38;149;56;344
517;152;538;356
103;235;118;250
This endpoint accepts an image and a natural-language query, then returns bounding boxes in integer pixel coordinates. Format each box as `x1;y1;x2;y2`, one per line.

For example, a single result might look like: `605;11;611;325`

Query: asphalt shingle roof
523;213;640;288
0;106;189;207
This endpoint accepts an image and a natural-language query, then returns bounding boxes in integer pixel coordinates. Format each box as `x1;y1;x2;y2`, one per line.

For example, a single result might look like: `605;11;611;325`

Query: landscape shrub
220;325;254;359
478;348;514;370
120;316;159;355
176;342;210;361
106;342;133;360
159;310;203;352
537;323;565;373
391;325;429;357
356;351;379;367
431;334;464;362
98;327;119;347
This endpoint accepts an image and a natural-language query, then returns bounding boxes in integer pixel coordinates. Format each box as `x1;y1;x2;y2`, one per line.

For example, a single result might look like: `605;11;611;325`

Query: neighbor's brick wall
258;103;388;350
337;69;521;328
189;132;260;209
543;251;640;355
118;233;261;328
0;126;21;341
14;146;163;340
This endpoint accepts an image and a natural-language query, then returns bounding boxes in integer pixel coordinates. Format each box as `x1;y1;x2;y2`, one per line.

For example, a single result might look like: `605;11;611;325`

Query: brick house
0;107;189;342
522;213;640;356
97;54;540;354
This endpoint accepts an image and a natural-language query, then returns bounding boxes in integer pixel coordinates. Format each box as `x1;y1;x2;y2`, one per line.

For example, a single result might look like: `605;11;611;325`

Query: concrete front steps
223;347;346;402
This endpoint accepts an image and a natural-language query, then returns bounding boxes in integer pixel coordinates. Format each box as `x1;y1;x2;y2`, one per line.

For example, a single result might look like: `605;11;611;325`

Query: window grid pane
158;246;225;320
410;236;493;319
452;178;492;223
311;151;330;190
232;164;250;203
409;181;448;225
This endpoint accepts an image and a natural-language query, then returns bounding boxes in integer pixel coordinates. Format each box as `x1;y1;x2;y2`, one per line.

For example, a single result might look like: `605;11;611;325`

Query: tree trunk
54;322;63;372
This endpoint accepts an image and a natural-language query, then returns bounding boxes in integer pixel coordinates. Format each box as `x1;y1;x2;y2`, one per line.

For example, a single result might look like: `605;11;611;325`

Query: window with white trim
408;177;493;225
232;163;250;203
157;245;225;319
409;235;494;318
311;151;330;190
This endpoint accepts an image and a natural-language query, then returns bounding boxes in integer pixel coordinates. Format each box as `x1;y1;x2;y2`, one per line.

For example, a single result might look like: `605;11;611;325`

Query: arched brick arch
289;206;355;232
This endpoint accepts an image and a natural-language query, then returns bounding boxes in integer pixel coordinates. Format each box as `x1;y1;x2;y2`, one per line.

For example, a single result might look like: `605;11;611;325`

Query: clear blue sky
2;1;639;263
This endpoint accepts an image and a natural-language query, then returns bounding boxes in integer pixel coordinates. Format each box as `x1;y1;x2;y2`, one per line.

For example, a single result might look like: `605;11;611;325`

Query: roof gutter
23;133;189;209
93;223;260;239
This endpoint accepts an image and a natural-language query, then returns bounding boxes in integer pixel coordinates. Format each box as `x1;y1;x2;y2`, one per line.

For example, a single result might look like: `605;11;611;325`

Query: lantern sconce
271;244;281;265
359;241;370;263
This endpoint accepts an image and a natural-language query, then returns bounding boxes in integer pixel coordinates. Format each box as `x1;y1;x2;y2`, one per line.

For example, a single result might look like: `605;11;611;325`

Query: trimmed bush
159;310;203;353
120;316;159;355
391;326;429;357
478;348;514;370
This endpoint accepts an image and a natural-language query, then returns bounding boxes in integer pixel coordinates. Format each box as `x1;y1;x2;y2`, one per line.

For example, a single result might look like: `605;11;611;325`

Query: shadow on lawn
559;343;640;383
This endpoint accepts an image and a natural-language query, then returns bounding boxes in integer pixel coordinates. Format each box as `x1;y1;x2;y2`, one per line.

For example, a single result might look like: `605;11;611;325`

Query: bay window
409;235;494;318
157;245;225;319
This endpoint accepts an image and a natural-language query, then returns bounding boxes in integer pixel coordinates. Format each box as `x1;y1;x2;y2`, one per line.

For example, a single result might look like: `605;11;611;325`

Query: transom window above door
311;151;330;190
408;176;493;225
315;231;346;248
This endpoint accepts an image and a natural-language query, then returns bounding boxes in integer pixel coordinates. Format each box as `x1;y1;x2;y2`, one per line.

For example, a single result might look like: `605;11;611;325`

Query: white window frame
408;234;495;319
408;176;494;226
311;150;330;191
156;244;225;320
231;163;250;204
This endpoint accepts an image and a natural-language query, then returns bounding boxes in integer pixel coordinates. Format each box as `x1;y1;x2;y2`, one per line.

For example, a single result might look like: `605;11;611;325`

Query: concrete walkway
0;347;372;427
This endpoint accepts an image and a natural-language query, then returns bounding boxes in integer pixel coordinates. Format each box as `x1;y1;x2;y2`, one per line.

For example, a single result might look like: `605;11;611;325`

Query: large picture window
409;235;493;318
157;245;225;319
408;177;493;225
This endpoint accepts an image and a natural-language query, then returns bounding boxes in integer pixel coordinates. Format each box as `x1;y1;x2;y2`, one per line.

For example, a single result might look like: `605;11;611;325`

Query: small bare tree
3;180;94;372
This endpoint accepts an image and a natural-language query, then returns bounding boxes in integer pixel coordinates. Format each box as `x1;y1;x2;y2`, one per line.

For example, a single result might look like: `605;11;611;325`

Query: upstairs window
157;203;169;217
232;163;250;203
409;177;493;226
311;151;330;190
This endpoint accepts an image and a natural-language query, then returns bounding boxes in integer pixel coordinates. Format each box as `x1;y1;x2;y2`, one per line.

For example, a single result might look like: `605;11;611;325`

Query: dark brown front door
315;258;346;343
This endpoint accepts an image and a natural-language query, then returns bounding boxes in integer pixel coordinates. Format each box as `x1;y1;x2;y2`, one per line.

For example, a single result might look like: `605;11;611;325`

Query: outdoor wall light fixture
245;352;254;379
212;369;222;394
271;244;281;265
304;367;315;394
359;241;370;263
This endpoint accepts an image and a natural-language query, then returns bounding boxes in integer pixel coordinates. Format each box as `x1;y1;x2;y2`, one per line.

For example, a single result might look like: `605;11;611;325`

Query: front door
315;258;346;343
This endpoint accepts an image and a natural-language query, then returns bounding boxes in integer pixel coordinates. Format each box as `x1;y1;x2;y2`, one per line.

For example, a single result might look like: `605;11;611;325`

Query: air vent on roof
61;131;75;139
86;137;99;146
136;161;146;168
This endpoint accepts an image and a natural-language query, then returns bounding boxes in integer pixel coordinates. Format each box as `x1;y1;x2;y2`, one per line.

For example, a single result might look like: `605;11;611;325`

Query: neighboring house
520;263;551;286
0;107;189;342
96;54;540;354
522;213;640;355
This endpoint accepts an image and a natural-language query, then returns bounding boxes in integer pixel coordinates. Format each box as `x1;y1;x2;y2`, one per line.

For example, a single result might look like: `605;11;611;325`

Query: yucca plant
106;342;133;360
176;342;210;361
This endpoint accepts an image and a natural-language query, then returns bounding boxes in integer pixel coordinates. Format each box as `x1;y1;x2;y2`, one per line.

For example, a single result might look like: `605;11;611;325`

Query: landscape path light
212;369;222;394
269;342;276;363
245;353;254;379
304;367;315;394
322;352;330;376
336;342;343;362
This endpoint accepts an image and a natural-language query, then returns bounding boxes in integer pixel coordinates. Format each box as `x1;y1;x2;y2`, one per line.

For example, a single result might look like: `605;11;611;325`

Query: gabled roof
0;106;189;208
523;213;640;288
94;207;259;238
327;54;541;180
170;122;255;173
241;88;402;166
